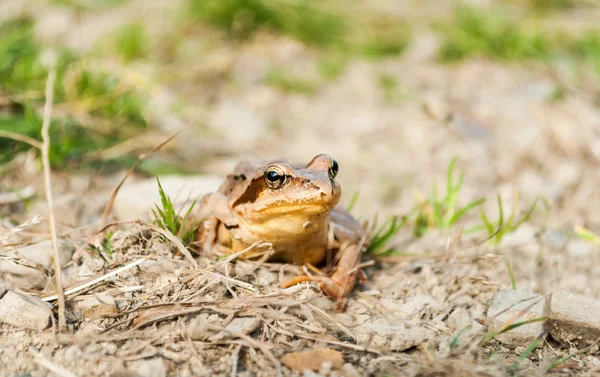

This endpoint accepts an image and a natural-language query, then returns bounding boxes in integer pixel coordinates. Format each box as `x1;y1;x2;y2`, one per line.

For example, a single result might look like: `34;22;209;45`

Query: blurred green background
1;0;599;173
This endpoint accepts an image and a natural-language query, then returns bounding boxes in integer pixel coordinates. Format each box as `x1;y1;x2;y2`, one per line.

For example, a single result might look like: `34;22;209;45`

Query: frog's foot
280;273;354;311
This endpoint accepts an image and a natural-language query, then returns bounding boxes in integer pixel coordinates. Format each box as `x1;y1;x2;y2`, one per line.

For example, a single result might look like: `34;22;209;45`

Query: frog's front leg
282;240;365;310
189;192;239;252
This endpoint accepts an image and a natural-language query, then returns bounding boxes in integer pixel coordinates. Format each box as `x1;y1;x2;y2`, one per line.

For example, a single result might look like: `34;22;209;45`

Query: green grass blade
545;353;575;372
449;197;486;225
480;209;495;236
513;196;539;229
504;257;516;289
485;317;546;341
346;191;360;213
446;157;457;197
178;199;197;239
496;194;504;235
367;215;408;255
450;325;472;352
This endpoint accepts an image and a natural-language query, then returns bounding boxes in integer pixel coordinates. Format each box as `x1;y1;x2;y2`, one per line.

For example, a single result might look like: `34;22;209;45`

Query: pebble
486;290;545;347
210;317;261;341
0;290;51;331
546;290;600;346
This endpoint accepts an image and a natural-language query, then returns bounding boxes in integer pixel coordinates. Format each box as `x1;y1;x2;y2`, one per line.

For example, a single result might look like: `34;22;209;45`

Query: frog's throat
235;212;330;241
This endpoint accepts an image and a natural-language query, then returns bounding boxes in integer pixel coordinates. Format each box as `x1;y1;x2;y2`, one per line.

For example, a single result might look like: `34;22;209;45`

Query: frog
193;154;369;309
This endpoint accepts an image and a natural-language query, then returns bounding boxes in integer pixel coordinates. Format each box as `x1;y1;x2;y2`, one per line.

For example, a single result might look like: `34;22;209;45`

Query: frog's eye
264;165;287;189
329;159;339;179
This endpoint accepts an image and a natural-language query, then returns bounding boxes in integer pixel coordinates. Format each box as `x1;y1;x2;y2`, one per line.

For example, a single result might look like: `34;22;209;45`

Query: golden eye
264;165;287;189
329;158;339;179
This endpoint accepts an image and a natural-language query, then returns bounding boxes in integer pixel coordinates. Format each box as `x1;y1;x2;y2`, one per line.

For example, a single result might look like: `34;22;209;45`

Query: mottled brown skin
194;154;369;308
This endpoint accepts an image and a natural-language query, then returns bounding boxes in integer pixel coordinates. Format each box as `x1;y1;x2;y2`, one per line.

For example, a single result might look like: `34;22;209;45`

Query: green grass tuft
265;68;316;94
413;157;485;237
476;194;539;246
366;214;410;256
151;178;198;246
378;73;402;103
529;0;575;11
51;0;131;11
317;53;348;80
187;0;345;47
439;5;551;62
115;22;149;62
359;17;411;59
0;17;148;169
570;31;600;75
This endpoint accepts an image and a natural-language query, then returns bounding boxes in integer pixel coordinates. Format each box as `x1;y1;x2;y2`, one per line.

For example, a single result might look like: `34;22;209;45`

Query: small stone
131;358;167;377
341;363;361;377
486;290;545;347
0;290;50;331
546;291;600;346
281;348;344;372
542;229;569;251
210;317;260;340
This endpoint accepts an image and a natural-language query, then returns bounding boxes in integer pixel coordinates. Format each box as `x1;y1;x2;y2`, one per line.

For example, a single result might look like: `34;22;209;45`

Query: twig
39;66;67;331
29;349;78;377
0;130;43;149
41;257;149;302
101;131;181;223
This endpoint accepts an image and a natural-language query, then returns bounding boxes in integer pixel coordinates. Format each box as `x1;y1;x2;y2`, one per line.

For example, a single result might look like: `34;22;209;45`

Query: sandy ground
2;0;600;376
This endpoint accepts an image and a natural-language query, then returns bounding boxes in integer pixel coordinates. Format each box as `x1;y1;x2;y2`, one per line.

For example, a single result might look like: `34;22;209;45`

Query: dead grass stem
39;65;67;331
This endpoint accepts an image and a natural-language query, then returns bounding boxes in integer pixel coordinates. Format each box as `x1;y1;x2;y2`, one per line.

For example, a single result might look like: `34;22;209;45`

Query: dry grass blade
39;65;67;331
29;349;78;377
101;131;181;222
0;215;43;244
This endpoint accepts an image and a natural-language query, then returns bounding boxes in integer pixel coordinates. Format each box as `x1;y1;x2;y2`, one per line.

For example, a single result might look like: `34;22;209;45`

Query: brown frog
194;154;369;308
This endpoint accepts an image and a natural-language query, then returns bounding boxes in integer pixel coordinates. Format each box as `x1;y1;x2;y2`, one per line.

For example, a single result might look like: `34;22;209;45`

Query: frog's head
230;154;341;223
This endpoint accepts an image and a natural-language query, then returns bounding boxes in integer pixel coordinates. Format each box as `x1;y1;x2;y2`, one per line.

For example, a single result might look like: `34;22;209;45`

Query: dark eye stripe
232;177;266;207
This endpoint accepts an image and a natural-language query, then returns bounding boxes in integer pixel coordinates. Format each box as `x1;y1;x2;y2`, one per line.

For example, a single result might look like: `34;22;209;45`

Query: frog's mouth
255;203;335;217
